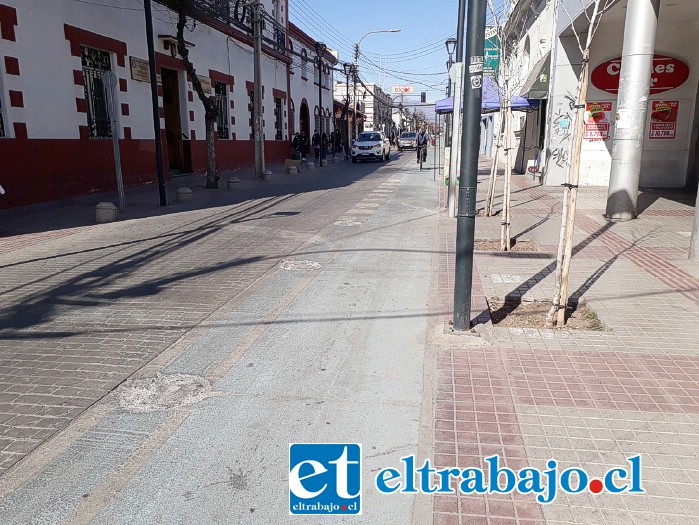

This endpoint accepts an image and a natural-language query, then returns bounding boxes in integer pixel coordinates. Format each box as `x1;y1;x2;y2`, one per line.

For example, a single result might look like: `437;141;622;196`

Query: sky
289;0;509;118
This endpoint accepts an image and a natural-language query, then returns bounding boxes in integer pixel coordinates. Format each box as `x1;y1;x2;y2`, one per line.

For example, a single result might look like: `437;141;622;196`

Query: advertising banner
649;100;679;139
583;102;612;141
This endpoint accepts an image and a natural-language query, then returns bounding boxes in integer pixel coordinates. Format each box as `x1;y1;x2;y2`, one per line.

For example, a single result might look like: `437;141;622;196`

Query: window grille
274;98;283;140
81;46;112;139
215;82;230;139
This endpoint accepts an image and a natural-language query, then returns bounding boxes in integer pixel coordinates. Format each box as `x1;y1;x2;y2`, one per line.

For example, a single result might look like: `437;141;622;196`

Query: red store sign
591;55;689;95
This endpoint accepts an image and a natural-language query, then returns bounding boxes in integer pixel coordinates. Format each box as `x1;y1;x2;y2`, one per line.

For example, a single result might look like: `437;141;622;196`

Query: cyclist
416;129;430;164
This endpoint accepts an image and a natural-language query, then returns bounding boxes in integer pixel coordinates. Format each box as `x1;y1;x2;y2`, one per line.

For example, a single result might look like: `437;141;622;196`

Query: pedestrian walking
321;133;329;161
312;130;321;161
299;131;309;160
291;132;301;159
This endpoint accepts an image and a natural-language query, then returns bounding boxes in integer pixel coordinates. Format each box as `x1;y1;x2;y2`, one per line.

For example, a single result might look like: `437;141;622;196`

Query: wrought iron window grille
81;46;112;139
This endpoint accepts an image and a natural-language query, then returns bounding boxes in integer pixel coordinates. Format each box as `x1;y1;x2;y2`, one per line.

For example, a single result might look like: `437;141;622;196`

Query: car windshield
357;133;381;142
400;133;416;139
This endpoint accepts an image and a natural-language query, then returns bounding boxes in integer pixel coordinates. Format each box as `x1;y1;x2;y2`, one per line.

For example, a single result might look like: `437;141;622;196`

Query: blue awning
435;77;539;114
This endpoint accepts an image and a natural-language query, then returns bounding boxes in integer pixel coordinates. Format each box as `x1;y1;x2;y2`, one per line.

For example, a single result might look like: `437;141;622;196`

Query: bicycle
418;143;427;171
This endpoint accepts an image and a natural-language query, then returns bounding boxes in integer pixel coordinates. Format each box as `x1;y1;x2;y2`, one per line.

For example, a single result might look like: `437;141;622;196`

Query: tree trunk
546;1;602;326
500;86;513;251
205;114;218;189
176;4;219;189
484;113;503;217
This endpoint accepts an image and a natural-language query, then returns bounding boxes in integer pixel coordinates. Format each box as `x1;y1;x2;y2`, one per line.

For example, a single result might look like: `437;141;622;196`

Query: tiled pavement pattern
0;159;405;474
432;158;699;524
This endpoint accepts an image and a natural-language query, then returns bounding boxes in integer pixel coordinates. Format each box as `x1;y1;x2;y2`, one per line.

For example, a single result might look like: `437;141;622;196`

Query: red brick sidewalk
432;159;699;525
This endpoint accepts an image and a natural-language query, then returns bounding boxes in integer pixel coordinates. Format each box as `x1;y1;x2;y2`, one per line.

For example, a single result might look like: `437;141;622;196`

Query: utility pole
144;0;167;206
453;0;486;331
343;64;351;159
447;63;464;218
103;71;125;212
252;1;265;179
317;42;326;166
447;0;467;218
353;44;359;141
691;193;699;261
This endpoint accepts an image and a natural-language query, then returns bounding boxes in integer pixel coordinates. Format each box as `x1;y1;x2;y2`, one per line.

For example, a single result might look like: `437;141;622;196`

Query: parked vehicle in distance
351;131;391;163
397;131;417;151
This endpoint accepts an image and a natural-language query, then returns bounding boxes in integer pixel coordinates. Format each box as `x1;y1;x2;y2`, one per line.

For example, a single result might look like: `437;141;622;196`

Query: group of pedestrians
291;130;342;161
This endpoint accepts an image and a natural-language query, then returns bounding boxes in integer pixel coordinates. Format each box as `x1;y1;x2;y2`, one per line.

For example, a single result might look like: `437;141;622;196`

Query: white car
351;131;391;163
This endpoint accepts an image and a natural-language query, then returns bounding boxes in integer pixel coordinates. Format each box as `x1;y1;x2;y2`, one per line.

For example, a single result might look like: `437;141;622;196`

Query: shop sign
392;85;413;94
583;102;613;140
591;55;689;95
649;100;679;139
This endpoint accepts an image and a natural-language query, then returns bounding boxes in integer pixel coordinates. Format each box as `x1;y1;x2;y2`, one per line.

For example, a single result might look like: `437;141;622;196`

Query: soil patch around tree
487;296;607;331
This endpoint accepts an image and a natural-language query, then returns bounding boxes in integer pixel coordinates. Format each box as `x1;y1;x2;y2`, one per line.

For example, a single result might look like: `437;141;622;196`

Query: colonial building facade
0;0;334;208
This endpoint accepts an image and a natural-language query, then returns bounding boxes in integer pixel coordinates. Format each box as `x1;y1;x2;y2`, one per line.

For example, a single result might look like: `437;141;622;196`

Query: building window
289;100;295;135
315;108;320;134
81;46;112;139
301;51;309;80
215;82;230;139
274;97;283;140
249;89;255;138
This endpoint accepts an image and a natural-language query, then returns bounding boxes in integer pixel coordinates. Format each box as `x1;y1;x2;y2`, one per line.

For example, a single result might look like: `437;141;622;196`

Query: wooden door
162;68;183;172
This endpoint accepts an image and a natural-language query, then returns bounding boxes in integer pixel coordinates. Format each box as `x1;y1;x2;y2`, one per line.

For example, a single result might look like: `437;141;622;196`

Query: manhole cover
118;373;214;413
279;259;322;271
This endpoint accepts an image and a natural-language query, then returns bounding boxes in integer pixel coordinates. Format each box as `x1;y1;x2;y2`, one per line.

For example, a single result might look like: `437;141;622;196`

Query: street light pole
252;1;265;178
453;0;487;331
354;29;401;140
316;41;326;166
343;63;352;159
445;38;456;148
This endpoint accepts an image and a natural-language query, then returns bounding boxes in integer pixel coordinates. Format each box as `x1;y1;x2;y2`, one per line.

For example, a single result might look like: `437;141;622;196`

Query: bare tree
175;1;219;189
546;0;615;327
483;0;523;252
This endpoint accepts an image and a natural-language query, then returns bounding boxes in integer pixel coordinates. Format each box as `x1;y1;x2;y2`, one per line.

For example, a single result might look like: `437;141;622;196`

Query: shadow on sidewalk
0;156;399;237
475;219;633;326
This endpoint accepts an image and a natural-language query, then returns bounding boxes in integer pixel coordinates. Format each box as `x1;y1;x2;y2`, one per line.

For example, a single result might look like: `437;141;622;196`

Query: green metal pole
453;0;487;331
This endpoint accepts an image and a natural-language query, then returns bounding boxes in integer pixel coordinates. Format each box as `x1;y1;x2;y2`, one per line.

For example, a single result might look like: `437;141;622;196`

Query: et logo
289;443;362;515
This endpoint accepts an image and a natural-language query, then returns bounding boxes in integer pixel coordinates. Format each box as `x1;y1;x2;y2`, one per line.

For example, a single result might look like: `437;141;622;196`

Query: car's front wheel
351;156;357;163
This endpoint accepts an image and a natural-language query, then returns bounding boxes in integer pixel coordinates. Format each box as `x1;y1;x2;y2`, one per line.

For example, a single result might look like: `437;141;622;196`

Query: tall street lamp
316;41;327;165
445;37;457;147
353;29;400;140
342;62;354;160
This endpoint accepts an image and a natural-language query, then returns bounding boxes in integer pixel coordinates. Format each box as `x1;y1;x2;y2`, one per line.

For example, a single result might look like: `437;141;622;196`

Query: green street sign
484;26;500;78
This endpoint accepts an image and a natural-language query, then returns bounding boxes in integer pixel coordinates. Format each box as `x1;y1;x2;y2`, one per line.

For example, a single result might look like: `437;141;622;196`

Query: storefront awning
434;77;539;114
519;52;550;100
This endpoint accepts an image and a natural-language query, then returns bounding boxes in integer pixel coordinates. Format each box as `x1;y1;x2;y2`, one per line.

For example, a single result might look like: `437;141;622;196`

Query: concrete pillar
690;191;699;261
605;0;661;220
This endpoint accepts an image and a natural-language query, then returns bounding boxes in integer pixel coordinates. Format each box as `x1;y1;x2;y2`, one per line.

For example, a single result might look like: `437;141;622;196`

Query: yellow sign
130;56;150;83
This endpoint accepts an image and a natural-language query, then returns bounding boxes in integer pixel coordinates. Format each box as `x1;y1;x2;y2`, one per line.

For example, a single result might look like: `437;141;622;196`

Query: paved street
0;147;699;524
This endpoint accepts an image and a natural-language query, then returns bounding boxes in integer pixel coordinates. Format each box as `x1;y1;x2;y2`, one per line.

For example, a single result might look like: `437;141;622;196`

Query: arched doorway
300;99;310;138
